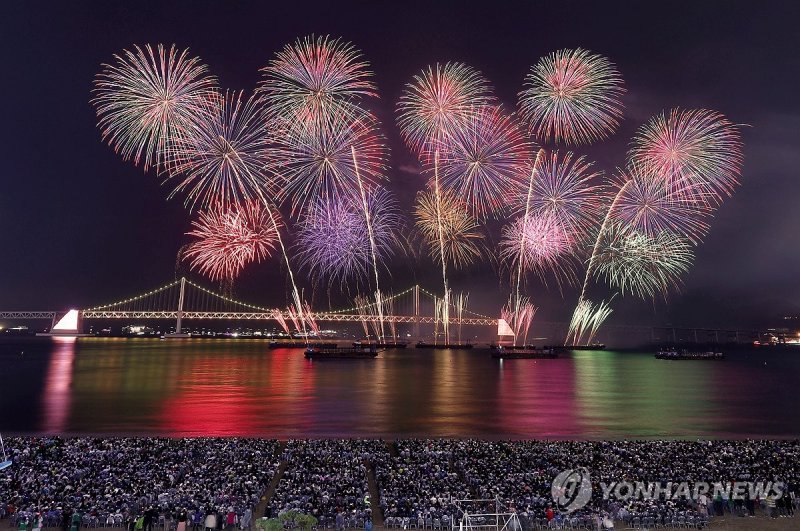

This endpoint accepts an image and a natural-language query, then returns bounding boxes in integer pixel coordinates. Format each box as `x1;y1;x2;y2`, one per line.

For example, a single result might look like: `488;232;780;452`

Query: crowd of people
0;438;279;531
374;439;468;527
2;437;799;530
268;440;382;528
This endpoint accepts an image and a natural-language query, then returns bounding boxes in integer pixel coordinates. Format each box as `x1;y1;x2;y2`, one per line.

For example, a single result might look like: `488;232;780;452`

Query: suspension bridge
0;277;498;335
0;277;771;344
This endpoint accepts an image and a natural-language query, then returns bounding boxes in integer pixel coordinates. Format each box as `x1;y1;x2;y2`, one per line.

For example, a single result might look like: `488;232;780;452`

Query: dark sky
1;1;798;329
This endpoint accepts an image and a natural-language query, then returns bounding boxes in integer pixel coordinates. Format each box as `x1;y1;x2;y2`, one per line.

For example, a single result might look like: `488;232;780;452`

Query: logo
551;468;592;513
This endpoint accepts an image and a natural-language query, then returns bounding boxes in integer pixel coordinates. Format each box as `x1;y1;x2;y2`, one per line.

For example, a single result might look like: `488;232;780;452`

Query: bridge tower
413;284;420;339
165;277;191;338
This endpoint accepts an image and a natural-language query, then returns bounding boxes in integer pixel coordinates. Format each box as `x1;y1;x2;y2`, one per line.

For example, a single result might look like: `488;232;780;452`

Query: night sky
2;1;799;329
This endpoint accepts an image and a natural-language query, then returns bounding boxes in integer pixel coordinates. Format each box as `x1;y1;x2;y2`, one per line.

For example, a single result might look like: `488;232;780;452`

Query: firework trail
592;225;694;299
384;295;398;342
183;200;280;281
501;296;537;347
454;292;469;344
354;294;372;339
295;190;399;287
433;105;534;218
286;306;303;335
566;299;613;346
271;309;290;335
266;110;389;217
397;62;495;157
353;294;385;340
518;48;625;145
512;150;542;308
628;108;743;205
500;212;578;288
259;34;377;126
352;145;387;340
166;90;273;208
304;303;320;337
92;44;216;172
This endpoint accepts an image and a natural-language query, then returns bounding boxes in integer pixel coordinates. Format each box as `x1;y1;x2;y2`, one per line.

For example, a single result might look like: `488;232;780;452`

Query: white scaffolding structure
451;498;521;531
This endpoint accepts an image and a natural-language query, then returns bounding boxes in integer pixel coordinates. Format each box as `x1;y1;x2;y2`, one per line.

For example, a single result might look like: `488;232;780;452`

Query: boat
655;349;724;360
415;342;474;349
490;346;557;359
553;344;606;351
353;341;408;349
305;346;380;359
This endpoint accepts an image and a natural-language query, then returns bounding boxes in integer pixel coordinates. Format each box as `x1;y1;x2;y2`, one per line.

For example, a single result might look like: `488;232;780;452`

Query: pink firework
259;34;377;125
433;105;534;218
183;200;280;281
92;44;217;172
165;90;274;209
500;212;578;285
397;62;495;157
518;48;625;145
266;109;389;217
628;108;743;205
611;163;711;245
517;150;605;241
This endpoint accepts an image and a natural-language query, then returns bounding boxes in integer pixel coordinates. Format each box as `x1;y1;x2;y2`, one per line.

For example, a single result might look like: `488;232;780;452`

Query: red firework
183;200;281;281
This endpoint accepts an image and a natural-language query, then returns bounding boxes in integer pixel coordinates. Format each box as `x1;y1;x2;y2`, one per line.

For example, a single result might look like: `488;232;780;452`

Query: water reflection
495;358;581;438
41;337;75;433
5;338;799;438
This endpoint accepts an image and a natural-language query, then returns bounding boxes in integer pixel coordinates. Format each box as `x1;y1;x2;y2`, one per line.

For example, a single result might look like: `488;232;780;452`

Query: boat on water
305;346;380;359
353;341;408;349
490;346;557;359
554;344;606;351
415;342;474;349
655;349;724;360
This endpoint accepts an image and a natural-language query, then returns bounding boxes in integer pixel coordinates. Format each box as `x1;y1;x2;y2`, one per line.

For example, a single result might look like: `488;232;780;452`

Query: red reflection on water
160;355;263;436
160;348;316;437
42;337;76;433
495;358;580;438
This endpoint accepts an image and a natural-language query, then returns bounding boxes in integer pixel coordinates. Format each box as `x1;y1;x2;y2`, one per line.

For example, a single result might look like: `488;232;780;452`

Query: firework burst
628;108;743;204
258;34;377;125
165;90;273;208
500;212;578;286
92;44;216;172
593;224;694;299
183;200;280;281
295;189;400;286
266;110;389;217
433;105;534;218
518;48;624;145
397;62;495;156
413;188;484;269
517;150;606;241
611;163;711;244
